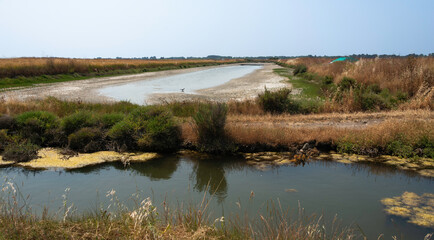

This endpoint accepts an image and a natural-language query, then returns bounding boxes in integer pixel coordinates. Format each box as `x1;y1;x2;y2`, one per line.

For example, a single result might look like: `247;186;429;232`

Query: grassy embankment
0;58;245;89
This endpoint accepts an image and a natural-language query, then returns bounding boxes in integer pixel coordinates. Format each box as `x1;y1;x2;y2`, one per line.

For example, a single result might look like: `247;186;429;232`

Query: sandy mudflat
0;63;289;104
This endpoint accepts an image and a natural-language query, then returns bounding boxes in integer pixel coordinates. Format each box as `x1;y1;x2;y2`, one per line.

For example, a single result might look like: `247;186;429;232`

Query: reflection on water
0;153;433;239
128;155;180;180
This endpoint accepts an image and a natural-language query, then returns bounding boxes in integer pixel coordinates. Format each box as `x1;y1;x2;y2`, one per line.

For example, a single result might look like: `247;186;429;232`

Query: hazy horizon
1;0;433;58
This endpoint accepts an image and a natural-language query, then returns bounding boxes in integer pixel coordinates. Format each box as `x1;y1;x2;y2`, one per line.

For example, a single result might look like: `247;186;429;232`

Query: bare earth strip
0;63;288;104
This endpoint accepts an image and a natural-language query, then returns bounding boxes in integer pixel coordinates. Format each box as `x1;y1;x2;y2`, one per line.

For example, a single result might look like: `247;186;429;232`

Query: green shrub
367;84;382;94
15;111;58;145
108;107;181;152
359;92;390;111
258;88;291;114
61;111;96;135
337;141;359;154
3;142;40;162
128;107;181;152
107;120;136;150
68;127;105;152
322;76;334;85
193;103;236;154
98;113;125;129
293;64;307;76
338;77;358;91
386;140;414;158
415;135;434;158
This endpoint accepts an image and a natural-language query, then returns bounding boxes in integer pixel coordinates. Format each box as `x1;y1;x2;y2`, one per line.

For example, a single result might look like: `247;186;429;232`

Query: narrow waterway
98;65;263;104
1;154;432;239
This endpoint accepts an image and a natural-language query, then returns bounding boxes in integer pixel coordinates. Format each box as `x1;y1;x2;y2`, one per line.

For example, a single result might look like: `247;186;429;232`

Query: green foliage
358;92;390;111
415;135;434;158
2;141;40;162
61;111;96;135
193;103;236;154
337;141;359;154
130;107;181;152
338;77;358;90
108;107;181;152
322;76;334;85
107;120;136;150
386;140;414;158
98;113;125;129
258;88;291;114
68;127;105;152
293;64;307;76
15;111;58;145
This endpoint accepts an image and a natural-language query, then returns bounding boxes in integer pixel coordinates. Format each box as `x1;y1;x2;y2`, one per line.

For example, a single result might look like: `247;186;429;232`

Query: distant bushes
257;88;319;114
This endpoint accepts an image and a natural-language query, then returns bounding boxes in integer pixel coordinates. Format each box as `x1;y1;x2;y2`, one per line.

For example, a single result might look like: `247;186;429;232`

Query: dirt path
0;63;289;104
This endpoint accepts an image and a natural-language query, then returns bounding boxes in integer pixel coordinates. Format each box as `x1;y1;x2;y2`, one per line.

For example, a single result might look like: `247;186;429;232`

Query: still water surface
98;65;263;104
1;155;432;239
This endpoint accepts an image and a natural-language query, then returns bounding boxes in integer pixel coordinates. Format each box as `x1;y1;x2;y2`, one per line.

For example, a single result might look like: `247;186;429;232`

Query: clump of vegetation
68;127;105;152
193;103;236;154
258;88;292;114
293;64;307;76
61;111;96;135
98;113;125;129
15;111;59;145
0;130;12;152
2;141;40;162
108;107;181;152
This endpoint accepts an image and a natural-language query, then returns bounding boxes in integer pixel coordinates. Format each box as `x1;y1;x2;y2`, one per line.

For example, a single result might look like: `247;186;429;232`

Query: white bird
180;88;185;92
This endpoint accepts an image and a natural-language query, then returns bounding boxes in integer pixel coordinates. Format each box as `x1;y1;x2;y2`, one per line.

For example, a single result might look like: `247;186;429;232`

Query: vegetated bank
0;95;432;176
0;58;247;89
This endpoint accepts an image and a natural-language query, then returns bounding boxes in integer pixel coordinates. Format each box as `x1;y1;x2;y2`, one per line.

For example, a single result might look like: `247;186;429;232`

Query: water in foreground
98;65;262;104
1;154;432;239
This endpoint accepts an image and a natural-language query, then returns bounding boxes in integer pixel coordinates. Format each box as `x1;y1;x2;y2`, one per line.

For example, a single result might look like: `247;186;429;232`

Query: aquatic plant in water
381;191;434;228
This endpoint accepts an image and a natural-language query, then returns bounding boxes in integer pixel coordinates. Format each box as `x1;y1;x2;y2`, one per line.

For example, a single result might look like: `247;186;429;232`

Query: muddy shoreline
0;63;289;104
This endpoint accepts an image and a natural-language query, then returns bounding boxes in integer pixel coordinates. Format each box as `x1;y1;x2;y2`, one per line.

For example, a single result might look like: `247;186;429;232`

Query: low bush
338;77;358;91
68;127;105;152
258;88;291;114
2;141;40;162
293;64;307;76
129;107;181;152
108;107;181;152
108;120;135;151
193;103;236;154
61;111;96;135
98;113;125;129
15;111;58;145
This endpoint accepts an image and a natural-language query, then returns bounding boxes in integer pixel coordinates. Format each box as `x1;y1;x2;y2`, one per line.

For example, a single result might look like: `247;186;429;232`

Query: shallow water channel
98;65;263;104
1;154;433;239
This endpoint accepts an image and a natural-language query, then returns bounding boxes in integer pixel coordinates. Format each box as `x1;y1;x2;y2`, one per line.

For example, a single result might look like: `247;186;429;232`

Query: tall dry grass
0;58;242;78
282;57;434;97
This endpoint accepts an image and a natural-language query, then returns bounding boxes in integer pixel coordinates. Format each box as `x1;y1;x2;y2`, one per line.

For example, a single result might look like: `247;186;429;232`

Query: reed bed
281;57;434;97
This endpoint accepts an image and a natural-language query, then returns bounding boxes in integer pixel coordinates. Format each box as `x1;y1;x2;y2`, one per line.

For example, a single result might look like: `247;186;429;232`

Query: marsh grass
0;180;361;240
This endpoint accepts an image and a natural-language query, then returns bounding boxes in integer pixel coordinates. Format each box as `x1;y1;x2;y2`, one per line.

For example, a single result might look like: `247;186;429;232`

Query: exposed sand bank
0;63;289;104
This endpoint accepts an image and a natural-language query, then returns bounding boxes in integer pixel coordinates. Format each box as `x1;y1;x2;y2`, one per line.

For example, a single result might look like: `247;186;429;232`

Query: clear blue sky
0;0;433;58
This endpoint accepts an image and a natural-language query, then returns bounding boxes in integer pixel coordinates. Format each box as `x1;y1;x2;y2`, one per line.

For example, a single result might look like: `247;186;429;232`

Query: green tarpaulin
330;57;358;63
